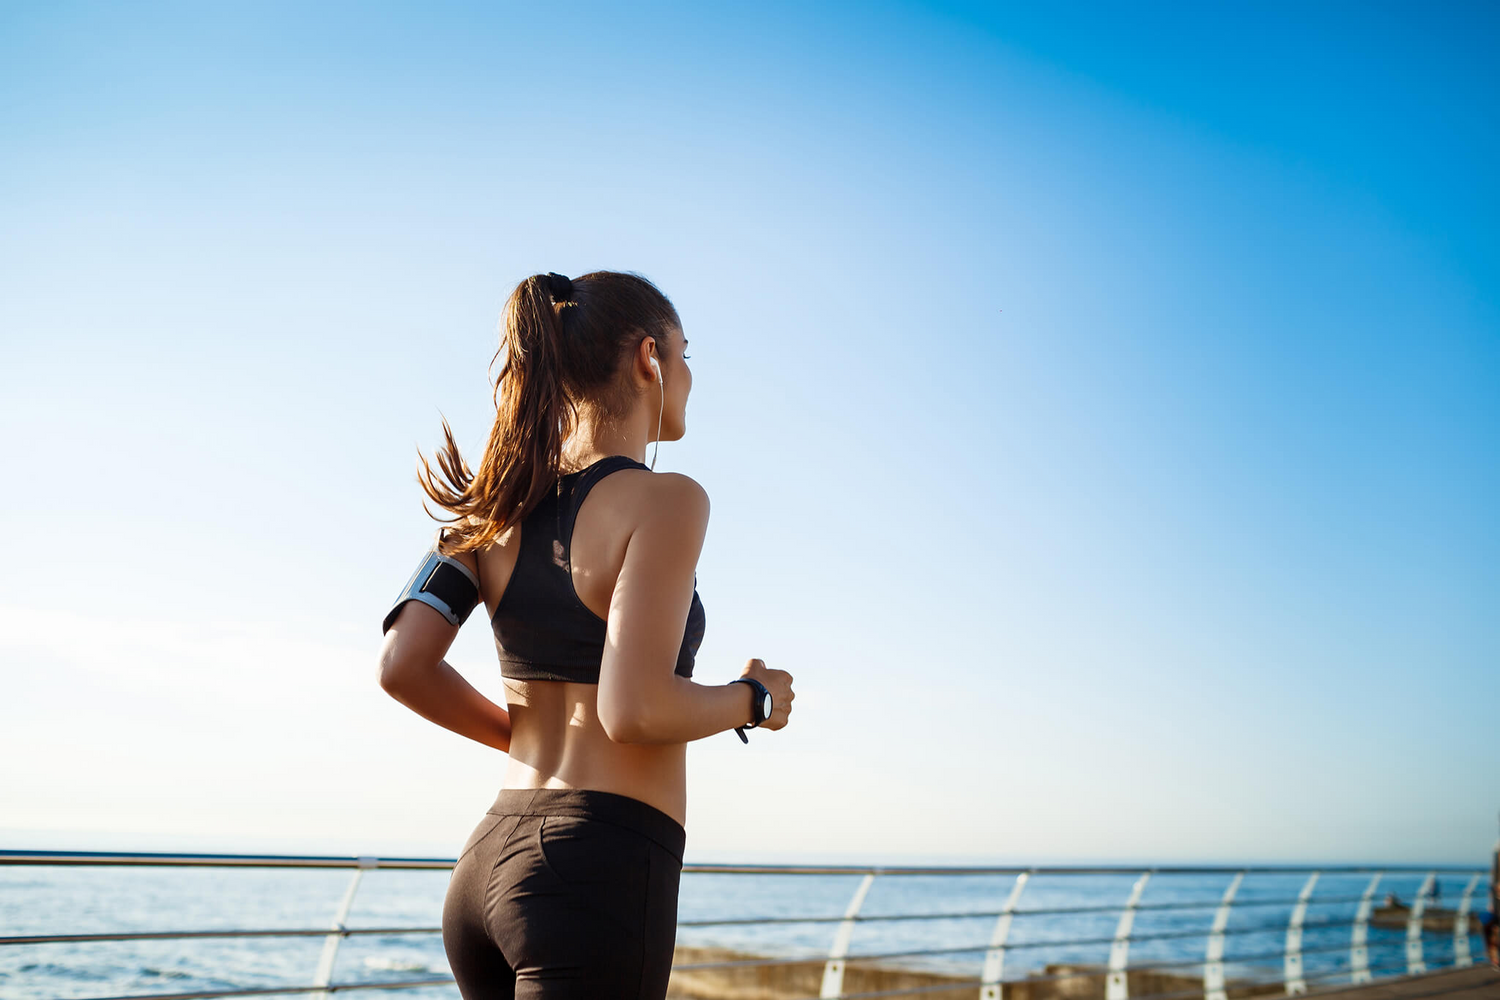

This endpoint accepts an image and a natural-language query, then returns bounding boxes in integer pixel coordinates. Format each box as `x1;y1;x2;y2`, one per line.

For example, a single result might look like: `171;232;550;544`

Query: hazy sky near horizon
2;1;1496;866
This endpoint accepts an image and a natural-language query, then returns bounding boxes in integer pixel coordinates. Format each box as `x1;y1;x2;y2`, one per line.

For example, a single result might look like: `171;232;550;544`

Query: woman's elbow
598;692;653;744
378;644;422;695
600;708;645;743
378;661;405;696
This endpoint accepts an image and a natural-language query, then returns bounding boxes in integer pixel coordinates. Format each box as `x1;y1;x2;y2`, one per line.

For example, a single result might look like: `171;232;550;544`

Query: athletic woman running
376;270;795;999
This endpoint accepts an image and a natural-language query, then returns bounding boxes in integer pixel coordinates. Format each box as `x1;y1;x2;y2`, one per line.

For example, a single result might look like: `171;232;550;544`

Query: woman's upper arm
377;545;481;690
596;474;709;742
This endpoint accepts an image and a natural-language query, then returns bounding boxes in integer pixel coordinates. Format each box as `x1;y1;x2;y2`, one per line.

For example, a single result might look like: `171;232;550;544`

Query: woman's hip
485;786;685;863
443;786;685;996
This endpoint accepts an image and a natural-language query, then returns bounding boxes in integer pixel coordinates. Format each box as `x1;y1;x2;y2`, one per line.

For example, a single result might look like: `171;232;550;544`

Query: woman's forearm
381;658;512;753
624;675;755;745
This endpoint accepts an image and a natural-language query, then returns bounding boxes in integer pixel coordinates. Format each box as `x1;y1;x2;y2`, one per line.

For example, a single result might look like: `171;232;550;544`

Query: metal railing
0;850;1489;1000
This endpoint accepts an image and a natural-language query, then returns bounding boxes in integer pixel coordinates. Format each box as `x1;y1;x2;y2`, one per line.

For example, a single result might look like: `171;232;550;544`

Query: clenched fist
739;658;794;731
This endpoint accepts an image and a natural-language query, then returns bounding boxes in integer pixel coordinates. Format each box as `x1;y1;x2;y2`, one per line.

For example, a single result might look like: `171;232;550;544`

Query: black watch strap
730;677;770;743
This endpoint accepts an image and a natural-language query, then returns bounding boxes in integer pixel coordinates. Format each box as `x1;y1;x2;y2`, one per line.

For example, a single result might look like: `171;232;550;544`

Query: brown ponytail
415;269;681;557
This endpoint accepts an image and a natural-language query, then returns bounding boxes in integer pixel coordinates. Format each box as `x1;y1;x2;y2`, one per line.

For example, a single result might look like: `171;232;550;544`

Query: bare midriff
498;680;687;828
474;465;688;831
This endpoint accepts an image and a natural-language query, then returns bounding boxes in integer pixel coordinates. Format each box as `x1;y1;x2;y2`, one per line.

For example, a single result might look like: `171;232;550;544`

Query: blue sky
1;0;1495;866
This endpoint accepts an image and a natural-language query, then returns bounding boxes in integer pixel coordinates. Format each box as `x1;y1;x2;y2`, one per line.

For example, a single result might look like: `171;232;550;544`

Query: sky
1;0;1496;868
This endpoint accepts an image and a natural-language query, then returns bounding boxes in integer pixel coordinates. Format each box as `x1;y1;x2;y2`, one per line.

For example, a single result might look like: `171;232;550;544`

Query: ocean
0;862;1486;1000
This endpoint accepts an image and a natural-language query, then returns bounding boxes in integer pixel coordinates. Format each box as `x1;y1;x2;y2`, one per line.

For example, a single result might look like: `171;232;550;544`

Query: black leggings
441;787;686;999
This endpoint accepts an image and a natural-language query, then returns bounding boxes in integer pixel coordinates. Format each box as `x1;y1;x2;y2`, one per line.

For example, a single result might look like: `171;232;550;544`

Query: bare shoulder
612;470;709;555
601;468;708;519
647;471;710;520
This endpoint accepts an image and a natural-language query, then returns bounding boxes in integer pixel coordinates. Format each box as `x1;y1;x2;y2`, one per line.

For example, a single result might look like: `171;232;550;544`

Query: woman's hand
739;658;794;732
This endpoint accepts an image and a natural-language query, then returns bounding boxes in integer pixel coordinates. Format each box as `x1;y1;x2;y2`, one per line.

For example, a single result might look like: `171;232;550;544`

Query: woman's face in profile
665;325;692;441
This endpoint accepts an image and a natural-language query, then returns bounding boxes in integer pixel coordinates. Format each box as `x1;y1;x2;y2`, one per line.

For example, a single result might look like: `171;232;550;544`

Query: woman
1486;826;1499;971
376;269;795;999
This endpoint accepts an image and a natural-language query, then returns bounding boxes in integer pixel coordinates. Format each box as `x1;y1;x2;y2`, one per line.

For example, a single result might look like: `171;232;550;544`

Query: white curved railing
0;851;1488;1000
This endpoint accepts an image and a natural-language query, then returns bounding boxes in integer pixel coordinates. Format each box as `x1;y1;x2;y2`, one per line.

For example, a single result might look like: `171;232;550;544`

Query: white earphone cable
651;360;663;471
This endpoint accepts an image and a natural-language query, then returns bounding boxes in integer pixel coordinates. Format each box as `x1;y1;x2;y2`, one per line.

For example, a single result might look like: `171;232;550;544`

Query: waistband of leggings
487;787;685;862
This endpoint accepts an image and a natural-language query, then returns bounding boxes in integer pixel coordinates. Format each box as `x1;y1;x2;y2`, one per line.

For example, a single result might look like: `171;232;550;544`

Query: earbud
649;356;661;382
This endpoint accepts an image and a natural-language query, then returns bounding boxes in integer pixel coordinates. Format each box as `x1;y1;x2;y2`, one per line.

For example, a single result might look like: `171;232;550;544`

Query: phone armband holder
381;534;481;635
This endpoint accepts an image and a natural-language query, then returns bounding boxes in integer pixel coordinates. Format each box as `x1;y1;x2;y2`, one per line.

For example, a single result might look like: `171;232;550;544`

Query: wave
363;957;432;973
140;967;194;980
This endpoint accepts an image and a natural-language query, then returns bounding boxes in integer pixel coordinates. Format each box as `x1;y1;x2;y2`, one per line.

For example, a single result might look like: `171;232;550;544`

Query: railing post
1204;871;1243;1000
1350;871;1382;984
820;871;876;999
1106;871;1150;1000
1283;871;1319;994
1454;872;1481;968
1405;871;1436;975
311;857;378;1000
979;871;1030;1000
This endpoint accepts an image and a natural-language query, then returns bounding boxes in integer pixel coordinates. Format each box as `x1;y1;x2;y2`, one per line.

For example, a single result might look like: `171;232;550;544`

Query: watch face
759;692;772;719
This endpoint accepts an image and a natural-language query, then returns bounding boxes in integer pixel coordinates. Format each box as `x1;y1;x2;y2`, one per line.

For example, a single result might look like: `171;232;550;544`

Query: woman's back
490;455;705;683
473;454;707;828
388;269;791;998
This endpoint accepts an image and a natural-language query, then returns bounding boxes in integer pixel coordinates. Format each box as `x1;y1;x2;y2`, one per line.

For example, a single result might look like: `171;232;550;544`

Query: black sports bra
491;455;706;682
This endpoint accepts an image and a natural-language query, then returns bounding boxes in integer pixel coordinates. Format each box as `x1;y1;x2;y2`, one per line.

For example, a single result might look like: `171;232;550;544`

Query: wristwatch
729;677;772;743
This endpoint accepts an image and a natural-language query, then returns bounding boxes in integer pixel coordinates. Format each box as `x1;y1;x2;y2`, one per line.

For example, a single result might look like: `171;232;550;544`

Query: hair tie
545;272;574;301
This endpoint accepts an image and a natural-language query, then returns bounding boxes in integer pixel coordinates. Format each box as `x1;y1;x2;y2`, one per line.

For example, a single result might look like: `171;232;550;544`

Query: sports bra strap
558;455;649;555
490;453;703;682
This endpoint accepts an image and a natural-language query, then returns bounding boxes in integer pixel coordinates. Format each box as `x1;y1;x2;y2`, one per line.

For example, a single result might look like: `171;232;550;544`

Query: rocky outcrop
665;946;1285;1000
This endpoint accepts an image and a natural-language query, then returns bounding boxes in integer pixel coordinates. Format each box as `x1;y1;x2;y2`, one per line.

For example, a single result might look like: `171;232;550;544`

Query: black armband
381;540;481;635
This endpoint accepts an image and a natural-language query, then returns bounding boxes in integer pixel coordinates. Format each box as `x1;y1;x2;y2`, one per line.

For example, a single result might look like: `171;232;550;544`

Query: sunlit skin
378;323;795;829
476;326;695;824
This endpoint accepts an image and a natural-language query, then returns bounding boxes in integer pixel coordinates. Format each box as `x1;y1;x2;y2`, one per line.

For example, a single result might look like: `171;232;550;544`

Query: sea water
0;864;1486;1000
